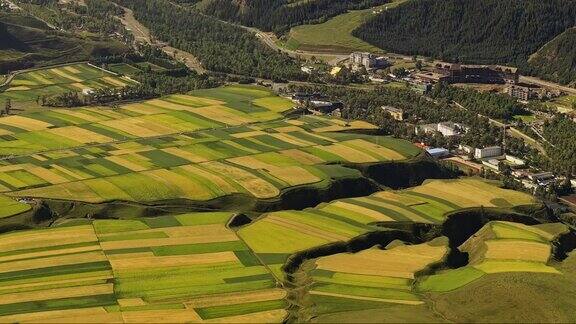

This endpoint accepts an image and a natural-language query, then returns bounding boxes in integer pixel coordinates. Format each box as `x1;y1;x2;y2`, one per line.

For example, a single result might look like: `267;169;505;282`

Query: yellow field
316;243;447;279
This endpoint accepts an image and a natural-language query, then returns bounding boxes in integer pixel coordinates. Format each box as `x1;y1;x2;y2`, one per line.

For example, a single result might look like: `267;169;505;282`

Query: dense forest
354;0;576;84
526;28;576;86
112;0;304;80
430;84;529;121
198;0;388;34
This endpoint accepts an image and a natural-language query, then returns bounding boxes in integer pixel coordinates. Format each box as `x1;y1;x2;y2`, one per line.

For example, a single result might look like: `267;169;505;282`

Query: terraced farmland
0;63;137;103
417;221;568;293
239;178;537;275
0;172;570;322
0;212;288;322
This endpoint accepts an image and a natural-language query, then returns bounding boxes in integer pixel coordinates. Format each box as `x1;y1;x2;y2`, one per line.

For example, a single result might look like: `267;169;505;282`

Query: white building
505;155;525;166
437;122;465;136
474;146;502;159
417;122;466;137
458;144;474;154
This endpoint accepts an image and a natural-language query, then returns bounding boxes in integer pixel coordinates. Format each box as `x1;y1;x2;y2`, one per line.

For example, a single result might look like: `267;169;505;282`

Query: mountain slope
527;28;576;86
197;0;389;34
354;0;576;72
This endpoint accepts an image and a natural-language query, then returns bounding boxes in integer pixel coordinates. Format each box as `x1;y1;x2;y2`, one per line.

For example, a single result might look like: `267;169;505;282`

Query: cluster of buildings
348;52;389;70
507;83;561;101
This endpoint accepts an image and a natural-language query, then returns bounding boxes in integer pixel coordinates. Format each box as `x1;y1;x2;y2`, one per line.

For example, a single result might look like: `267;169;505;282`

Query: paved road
519;76;576;95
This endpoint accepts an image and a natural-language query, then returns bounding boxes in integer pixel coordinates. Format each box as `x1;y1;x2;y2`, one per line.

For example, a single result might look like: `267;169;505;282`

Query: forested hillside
0;12;128;73
354;0;576;83
112;0;304;80
198;0;388;34
527;28;576;86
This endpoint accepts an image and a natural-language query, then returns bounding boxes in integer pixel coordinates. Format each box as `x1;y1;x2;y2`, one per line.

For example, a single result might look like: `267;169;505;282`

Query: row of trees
112;0;305;81
200;0;389;34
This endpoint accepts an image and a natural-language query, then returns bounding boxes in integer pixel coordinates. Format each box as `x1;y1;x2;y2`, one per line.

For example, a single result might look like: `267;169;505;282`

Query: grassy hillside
528;28;576;86
0;13;128;74
285;0;405;53
354;0;576;77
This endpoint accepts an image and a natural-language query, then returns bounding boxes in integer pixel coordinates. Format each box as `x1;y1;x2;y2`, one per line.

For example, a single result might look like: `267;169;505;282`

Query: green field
0;63;136;103
0;194;30;218
0;85;419;205
285;0;407;53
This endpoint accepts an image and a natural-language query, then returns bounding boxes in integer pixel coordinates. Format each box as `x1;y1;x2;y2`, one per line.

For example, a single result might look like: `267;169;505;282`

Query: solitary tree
4;98;11;115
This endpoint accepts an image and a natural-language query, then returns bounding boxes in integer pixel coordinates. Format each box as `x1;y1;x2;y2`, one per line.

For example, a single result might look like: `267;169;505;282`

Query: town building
416;122;466;137
437;122;466;136
474;146;502;159
381;106;405;121
528;172;556;186
423;62;519;84
458;144;474;154
426;147;450;158
330;66;342;76
409;82;432;95
482;159;500;171
291;92;324;103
